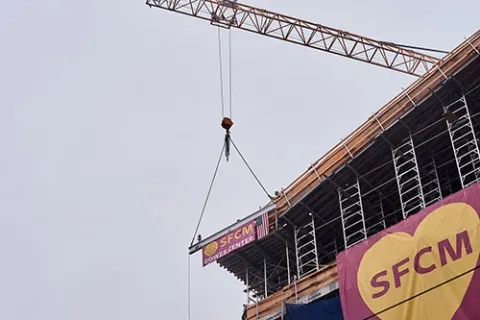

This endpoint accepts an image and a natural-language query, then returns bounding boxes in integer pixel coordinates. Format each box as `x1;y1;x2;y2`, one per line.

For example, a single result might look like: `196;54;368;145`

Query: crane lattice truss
146;0;441;76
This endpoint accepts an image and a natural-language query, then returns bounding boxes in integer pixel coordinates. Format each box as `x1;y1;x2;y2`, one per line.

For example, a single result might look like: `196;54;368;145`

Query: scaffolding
241;77;480;320
421;156;443;206
392;135;425;219
338;179;367;249
366;194;386;236
446;95;480;188
294;215;319;278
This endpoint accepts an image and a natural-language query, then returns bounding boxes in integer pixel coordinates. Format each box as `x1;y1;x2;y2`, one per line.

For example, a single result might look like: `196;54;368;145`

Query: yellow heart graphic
357;203;480;320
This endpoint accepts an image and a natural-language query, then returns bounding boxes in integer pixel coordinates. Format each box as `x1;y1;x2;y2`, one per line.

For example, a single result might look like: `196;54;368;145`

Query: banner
202;220;256;266
285;296;343;320
337;182;480;320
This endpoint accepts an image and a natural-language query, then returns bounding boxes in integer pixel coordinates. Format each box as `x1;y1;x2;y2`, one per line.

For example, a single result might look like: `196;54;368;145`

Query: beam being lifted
188;203;275;255
146;0;440;76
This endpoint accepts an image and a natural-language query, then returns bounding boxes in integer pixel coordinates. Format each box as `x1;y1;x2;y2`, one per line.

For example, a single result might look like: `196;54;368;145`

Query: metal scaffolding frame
392;135;425;219
285;244;291;285
286;100;480;282
238;77;480;320
197;39;480;320
366;194;387;236
445;95;480;188
320;239;338;263
338;178;367;249
439;167;454;199
421;156;443;206
294;214;319;278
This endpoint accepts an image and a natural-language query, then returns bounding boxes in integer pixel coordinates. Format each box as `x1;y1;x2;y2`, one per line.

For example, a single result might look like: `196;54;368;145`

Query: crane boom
146;0;441;76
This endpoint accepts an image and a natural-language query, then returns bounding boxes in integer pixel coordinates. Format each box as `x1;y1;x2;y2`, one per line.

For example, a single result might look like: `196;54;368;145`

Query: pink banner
202;220;256;266
337;182;480;320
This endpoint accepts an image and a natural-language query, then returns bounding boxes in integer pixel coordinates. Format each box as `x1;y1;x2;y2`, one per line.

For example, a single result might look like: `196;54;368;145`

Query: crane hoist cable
187;27;272;320
228;28;233;120
189;24;272;250
217;27;235;161
217;27;233;119
217;27;226;119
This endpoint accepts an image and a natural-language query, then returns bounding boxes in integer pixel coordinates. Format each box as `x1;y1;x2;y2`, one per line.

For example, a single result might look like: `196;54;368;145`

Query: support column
439;169;453;197
245;266;249;305
263;257;268;298
445;96;480;188
286;244;291;285
294;275;298;302
338;178;367;249
422;156;442;206
321;239;338;262
294;214;319;278
392;135;425;219
367;194;386;236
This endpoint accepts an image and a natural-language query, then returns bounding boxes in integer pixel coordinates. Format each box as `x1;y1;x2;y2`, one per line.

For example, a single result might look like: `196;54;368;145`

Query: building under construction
147;1;480;319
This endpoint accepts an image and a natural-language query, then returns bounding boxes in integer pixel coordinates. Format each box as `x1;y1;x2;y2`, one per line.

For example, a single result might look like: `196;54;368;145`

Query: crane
146;0;442;76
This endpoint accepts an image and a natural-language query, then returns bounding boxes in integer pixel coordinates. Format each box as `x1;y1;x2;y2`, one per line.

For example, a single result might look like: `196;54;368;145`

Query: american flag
254;212;270;240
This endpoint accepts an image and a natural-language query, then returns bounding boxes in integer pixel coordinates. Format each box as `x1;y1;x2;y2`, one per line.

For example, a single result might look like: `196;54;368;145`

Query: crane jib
146;0;442;76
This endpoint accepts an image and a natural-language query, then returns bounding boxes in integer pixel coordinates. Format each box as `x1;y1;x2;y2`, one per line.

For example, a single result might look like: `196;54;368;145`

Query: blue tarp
285;295;344;320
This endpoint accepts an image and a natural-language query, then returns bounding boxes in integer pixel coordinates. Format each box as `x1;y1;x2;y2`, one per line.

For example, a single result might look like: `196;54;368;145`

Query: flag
255;212;269;239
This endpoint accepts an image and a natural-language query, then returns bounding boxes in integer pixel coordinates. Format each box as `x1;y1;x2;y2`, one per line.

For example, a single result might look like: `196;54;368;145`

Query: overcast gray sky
1;0;479;319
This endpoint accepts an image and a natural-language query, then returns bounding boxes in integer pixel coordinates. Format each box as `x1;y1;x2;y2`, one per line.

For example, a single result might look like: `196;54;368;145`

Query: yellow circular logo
204;241;219;257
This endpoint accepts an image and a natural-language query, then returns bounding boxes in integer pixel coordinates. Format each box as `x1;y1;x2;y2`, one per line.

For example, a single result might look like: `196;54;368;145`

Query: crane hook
221;117;233;161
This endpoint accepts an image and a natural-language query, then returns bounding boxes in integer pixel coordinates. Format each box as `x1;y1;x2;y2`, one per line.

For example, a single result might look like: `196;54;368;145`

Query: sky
1;0;479;319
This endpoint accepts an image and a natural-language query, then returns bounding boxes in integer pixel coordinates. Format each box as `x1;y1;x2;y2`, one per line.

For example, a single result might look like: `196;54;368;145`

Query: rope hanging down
190;26;272;245
188;28;269;320
228;136;272;200
189;142;225;247
189;133;273;247
187;134;271;320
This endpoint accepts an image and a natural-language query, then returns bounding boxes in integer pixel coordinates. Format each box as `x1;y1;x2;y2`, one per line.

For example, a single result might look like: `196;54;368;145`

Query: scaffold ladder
338;179;367;249
294;215;319;278
392;136;425;219
320;239;338;263
367;195;386;236
439;170;454;197
446;96;480;188
421;157;442;206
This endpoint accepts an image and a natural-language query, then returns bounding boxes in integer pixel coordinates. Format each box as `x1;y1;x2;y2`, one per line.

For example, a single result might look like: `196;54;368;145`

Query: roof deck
190;30;480;320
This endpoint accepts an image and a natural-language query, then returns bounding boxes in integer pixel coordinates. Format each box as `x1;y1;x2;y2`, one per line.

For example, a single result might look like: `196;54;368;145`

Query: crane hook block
221;117;234;131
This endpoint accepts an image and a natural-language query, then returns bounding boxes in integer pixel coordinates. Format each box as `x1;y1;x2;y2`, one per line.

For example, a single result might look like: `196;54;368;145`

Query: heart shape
357;203;480;320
